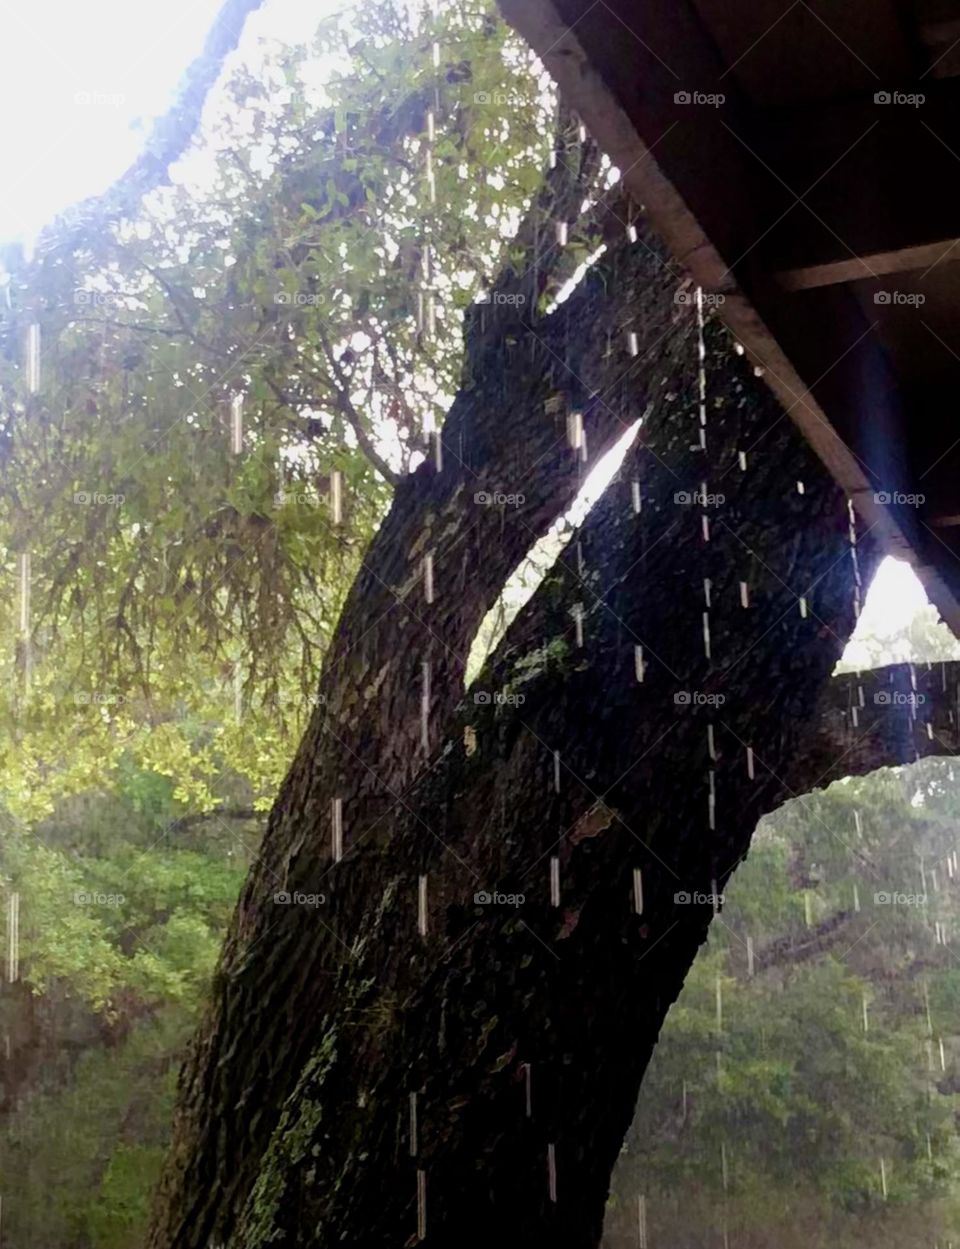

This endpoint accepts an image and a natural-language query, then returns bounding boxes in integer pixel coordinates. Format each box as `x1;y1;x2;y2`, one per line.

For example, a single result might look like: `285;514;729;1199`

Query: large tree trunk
146;180;951;1245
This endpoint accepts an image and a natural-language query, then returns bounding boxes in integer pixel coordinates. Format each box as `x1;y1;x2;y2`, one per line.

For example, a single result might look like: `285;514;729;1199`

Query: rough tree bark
146;170;957;1246
803;661;960;785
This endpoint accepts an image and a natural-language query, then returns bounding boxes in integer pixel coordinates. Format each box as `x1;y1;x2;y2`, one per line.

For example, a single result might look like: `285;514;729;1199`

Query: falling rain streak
17;553;31;687
17;553;30;635
695;286;708;450
417;1169;427;1240
6;893;20;983
567;409;583;452
573;603;584;648
331;797;343;862
420;661;431;751
25;323;40;393
417;875;428;936
229;393;244;454
330;469;343;524
848;498;863;619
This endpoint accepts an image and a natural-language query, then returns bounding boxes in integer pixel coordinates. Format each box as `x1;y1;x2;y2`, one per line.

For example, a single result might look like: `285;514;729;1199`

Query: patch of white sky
0;0;338;247
840;552;960;669
1;0;947;669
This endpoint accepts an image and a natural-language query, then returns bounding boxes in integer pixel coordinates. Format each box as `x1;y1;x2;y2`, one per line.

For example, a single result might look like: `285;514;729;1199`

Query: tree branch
796;662;960;791
753;910;854;974
169;805;262;833
316;325;400;486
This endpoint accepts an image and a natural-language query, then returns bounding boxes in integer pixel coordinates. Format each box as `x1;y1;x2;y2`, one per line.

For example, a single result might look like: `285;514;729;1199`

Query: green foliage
0;0;557;821
0;781;246;1009
607;758;960;1247
0;1009;184;1249
0;767;247;1249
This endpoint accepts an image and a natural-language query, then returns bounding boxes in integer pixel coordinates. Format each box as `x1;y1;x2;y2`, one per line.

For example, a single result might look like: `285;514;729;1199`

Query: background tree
604;758;960;1248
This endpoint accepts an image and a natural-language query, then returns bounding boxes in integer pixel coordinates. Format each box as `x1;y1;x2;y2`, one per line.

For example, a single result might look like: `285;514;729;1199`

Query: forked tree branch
797;661;960;790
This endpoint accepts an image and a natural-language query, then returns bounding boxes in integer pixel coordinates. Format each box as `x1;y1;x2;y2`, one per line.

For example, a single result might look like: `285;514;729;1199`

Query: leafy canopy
0;0;556;820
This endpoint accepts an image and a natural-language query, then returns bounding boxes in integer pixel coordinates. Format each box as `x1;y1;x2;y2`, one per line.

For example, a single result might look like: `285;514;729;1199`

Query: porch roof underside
500;0;960;637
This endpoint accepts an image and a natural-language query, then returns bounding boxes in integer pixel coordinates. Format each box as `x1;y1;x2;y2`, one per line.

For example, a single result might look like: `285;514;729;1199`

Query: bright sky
856;555;927;635
0;0;326;246
0;0;228;244
843;552;954;667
